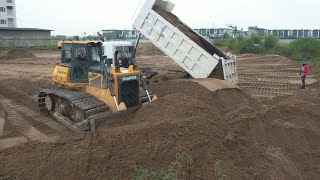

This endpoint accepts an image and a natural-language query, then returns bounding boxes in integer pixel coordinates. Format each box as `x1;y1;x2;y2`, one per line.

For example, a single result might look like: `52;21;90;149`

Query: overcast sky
16;0;320;36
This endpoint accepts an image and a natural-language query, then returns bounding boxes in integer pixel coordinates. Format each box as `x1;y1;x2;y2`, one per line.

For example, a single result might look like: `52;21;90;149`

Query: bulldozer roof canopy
57;41;102;49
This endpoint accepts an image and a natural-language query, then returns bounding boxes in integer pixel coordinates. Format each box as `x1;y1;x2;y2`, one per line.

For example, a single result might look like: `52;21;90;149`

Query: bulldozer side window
61;44;72;64
62;50;71;64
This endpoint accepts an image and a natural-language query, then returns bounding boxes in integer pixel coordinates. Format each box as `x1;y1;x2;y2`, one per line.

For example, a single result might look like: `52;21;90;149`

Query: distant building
0;0;16;28
0;27;52;39
101;27;320;41
249;27;319;39
0;27;53;47
248;26;268;37
101;29;138;40
194;28;235;38
313;30;320;38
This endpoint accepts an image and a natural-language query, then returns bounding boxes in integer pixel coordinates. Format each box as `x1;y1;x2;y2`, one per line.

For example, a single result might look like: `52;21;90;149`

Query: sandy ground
0;51;68;151
237;54;318;100
0;50;319;179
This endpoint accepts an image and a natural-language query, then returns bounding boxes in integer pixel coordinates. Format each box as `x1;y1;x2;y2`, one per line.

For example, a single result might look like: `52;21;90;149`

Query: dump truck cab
102;41;135;69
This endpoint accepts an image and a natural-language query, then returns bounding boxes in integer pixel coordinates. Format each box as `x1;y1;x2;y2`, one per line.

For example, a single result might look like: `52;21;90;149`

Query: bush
248;33;262;45
227;34;263;54
225;34;320;66
213;39;228;46
276;38;320;66
264;35;279;50
288;38;320;60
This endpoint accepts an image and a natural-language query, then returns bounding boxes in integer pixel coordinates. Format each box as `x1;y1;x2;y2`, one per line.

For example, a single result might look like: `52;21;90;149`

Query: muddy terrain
0;49;319;179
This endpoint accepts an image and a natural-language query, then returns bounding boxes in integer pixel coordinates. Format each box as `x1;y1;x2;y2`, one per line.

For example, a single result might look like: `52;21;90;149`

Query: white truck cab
102;41;135;69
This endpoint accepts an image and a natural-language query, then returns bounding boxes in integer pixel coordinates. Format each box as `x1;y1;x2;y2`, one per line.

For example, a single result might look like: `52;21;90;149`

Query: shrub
275;38;320;66
213;39;228;46
227;34;263;54
288;38;320;60
248;33;262;45
263;35;279;50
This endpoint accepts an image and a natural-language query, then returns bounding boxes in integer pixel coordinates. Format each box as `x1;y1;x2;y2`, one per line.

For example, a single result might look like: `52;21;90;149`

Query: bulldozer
38;41;157;133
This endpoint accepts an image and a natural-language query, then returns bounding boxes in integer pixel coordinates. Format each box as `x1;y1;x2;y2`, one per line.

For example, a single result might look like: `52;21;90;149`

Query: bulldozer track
38;88;156;132
38;88;111;132
39;89;110;116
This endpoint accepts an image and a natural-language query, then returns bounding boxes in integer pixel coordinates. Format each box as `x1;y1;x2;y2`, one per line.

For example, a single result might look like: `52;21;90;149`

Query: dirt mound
152;5;226;58
0;81;267;179
0;78;53;112
260;89;320;179
136;43;164;56
1;49;36;59
0;80;320;179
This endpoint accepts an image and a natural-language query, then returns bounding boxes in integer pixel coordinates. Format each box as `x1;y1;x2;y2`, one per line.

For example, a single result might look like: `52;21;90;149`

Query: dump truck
132;0;238;83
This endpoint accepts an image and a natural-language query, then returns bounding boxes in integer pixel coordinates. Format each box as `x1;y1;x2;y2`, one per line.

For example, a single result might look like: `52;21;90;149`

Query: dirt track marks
0;77;67;151
0;96;62;150
237;55;317;99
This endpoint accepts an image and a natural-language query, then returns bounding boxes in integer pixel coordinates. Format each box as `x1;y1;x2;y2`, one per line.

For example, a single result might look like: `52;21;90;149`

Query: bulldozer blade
53;106;140;133
89;106;140;132
52;112;89;134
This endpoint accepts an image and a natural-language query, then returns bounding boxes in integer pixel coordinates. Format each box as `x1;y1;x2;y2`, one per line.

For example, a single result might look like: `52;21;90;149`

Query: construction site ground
0;48;319;179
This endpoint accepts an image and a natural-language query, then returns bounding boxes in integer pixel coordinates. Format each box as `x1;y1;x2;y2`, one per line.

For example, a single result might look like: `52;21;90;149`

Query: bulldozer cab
59;41;103;83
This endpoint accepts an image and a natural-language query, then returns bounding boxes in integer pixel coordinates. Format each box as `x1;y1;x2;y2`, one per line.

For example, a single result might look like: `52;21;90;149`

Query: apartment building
0;0;16;28
101;29;147;40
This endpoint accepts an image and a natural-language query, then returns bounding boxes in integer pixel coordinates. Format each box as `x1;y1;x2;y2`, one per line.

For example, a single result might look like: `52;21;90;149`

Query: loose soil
0;51;319;179
237;54;318;100
136;43;164;56
1;49;36;59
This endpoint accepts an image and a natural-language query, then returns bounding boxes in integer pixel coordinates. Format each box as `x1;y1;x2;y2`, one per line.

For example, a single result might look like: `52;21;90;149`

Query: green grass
275;38;320;66
27;45;57;51
222;35;320;67
132;152;194;180
214;160;227;180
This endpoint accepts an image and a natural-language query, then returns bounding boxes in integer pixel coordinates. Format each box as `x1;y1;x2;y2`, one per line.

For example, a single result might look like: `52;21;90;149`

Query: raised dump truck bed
133;0;238;83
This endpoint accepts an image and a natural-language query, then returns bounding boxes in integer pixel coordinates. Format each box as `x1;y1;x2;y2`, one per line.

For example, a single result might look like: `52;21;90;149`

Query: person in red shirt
300;61;309;89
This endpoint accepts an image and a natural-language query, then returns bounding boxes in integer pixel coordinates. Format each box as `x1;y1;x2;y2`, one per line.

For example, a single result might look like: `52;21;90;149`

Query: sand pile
136;43;164;56
0;80;320;179
0;78;53;112
1;49;36;59
260;89;320;179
